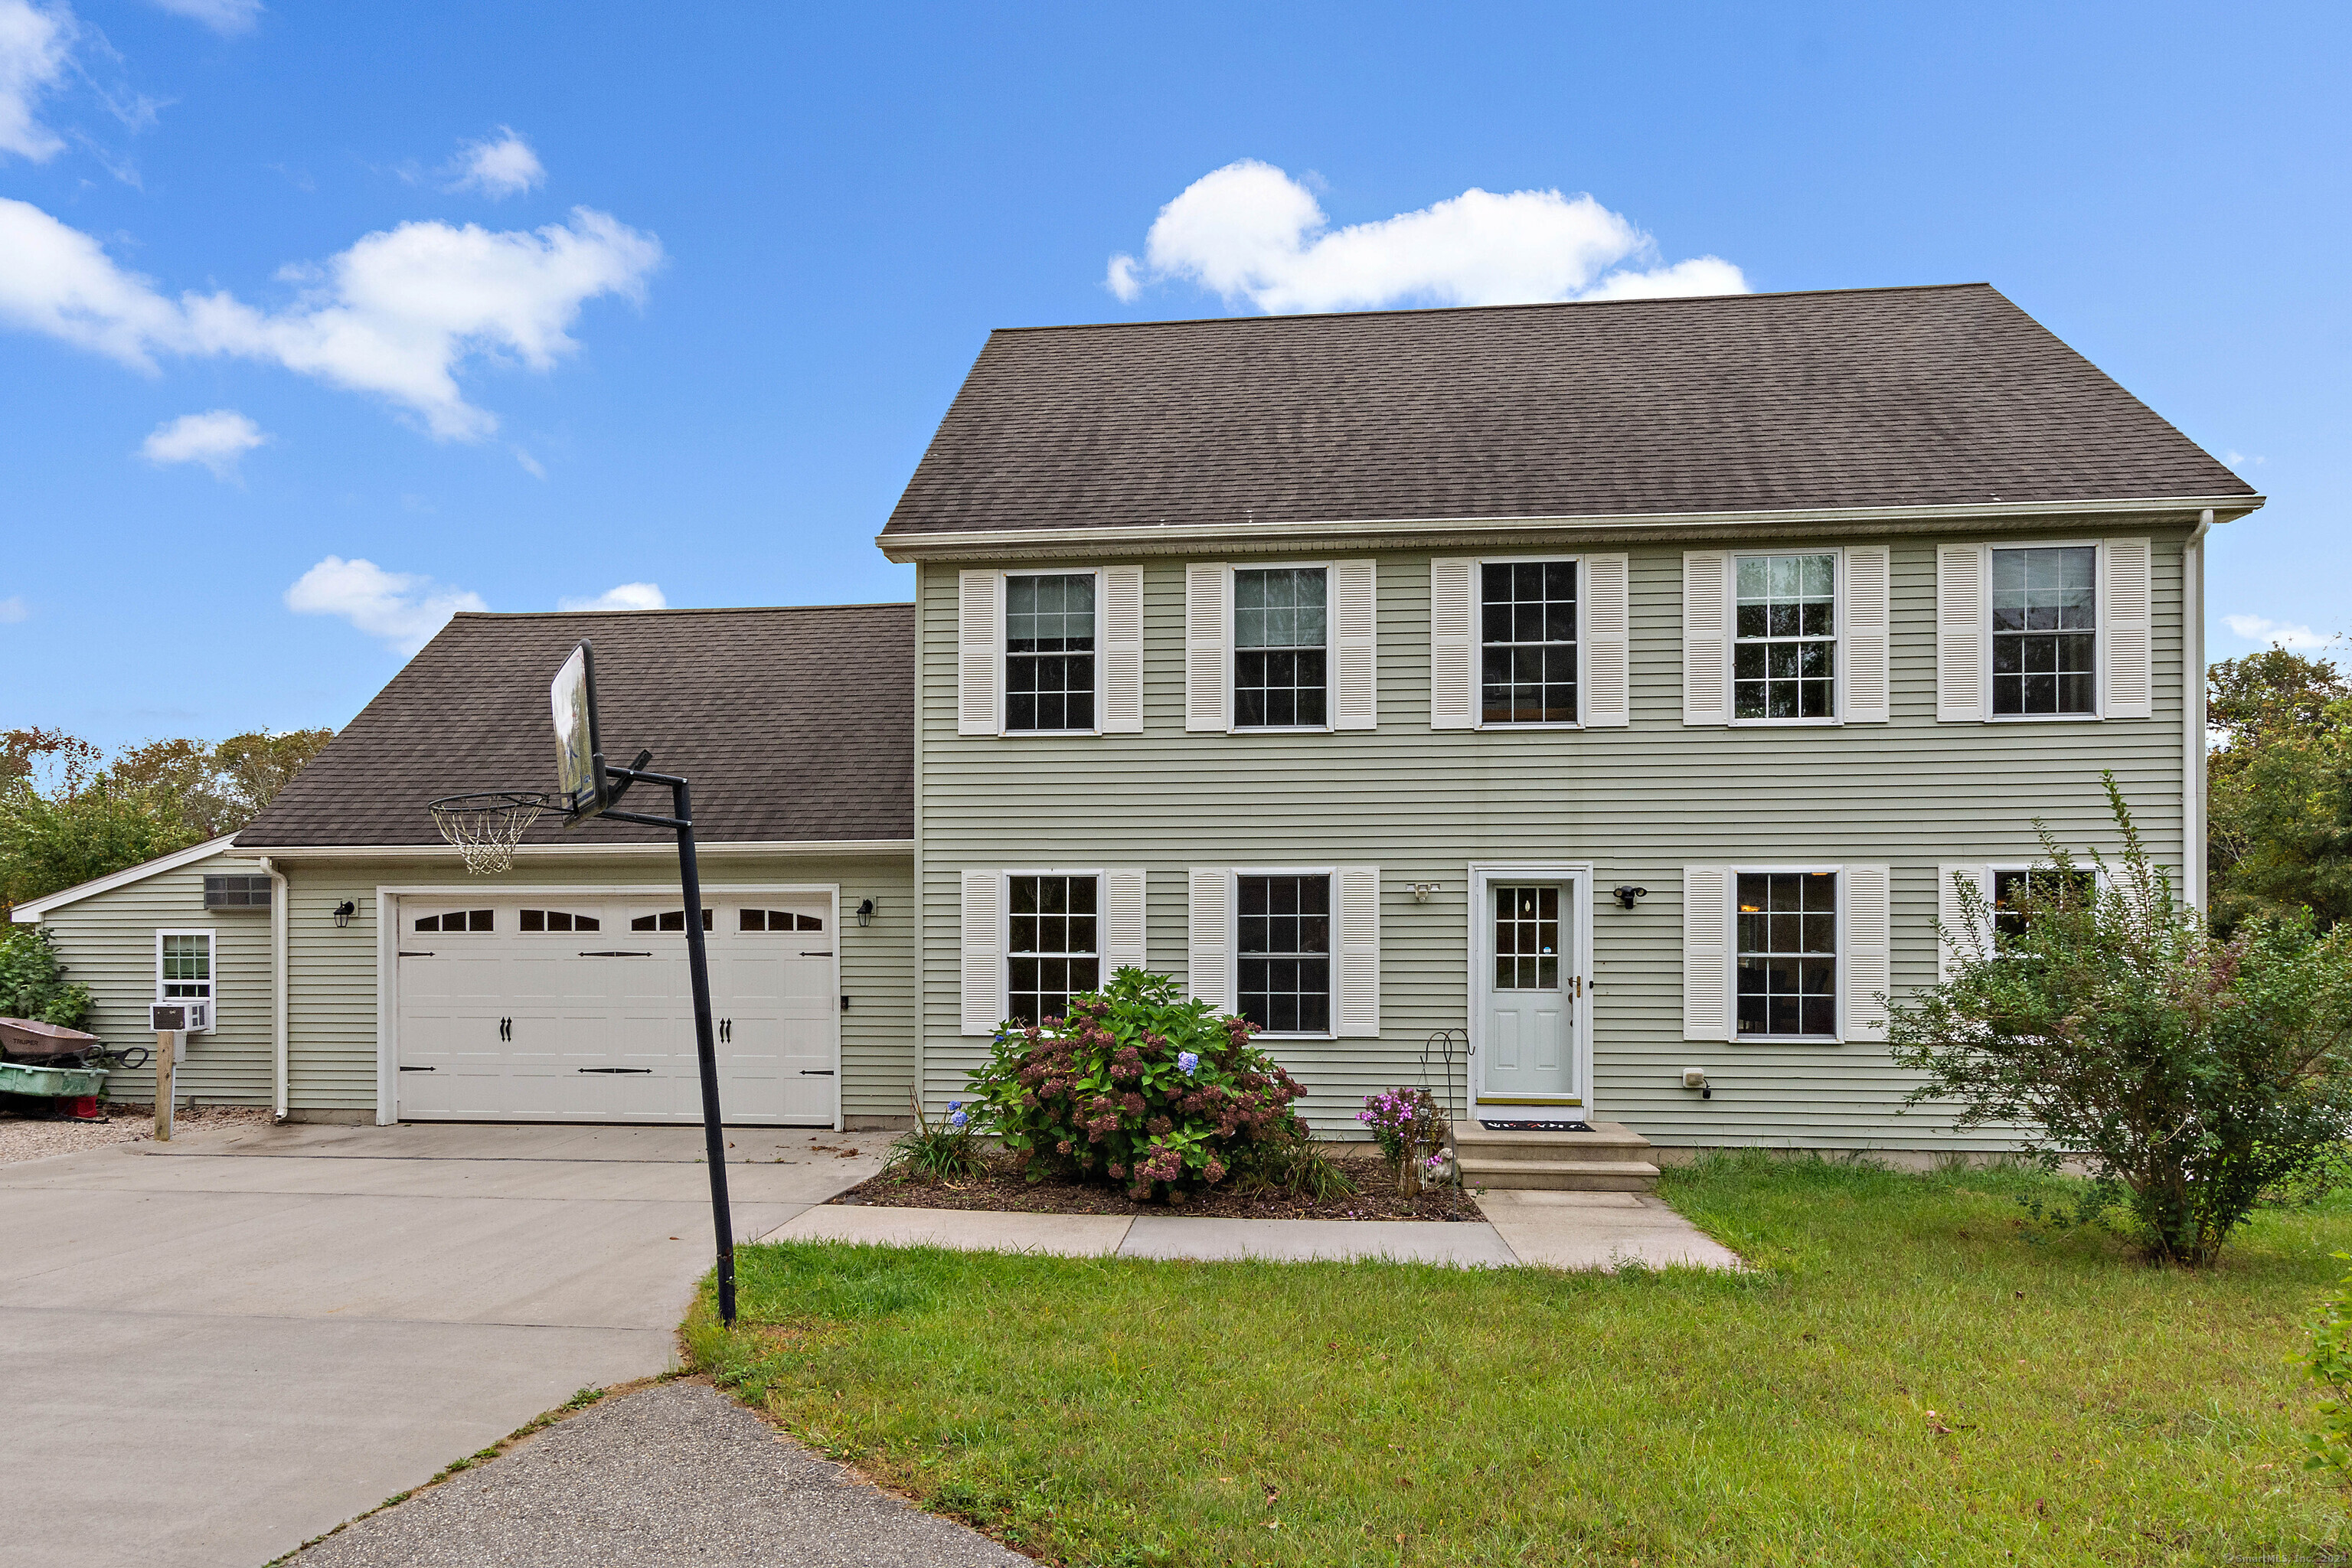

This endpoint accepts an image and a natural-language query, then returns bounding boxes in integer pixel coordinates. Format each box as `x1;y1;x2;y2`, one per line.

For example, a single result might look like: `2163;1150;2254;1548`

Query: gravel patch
0;1102;270;1164
286;1380;1027;1567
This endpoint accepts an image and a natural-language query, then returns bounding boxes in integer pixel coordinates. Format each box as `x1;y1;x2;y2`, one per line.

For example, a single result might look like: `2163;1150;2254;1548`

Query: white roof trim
878;493;2264;561
9;835;247;923
232;838;914;862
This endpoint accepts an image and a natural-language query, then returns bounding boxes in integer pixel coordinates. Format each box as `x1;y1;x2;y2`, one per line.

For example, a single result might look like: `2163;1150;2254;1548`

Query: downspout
910;563;926;1125
2184;509;2213;912
257;854;289;1121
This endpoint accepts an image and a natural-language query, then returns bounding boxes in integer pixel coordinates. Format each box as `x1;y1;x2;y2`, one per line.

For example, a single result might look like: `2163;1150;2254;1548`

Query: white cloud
2225;449;2266;468
558;582;665;612
449;126;544;198
139;408;266;477
1111;160;1747;313
0;197;662;438
2224;614;2341;651
0;0;74;162
286;556;486;655
149;0;260;34
0;594;26;623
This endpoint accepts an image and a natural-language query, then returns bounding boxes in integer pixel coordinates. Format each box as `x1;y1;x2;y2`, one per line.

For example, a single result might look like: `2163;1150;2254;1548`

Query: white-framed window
1004;570;1100;734
1937;537;2151;724
414;908;493;932
1479;558;1579;726
1236;871;1334;1035
155;929;215;1031
1233;566;1330;730
1732;551;1839;723
1936;861;2105;978
1733;870;1840;1038
1006;873;1100;1027
1682;864;1890;1044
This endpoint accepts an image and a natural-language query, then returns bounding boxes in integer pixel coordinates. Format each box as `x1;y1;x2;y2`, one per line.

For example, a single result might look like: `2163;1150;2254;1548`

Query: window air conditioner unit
150;1001;210;1033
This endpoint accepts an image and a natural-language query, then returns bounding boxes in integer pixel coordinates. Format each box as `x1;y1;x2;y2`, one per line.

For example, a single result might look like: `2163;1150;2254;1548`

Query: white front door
1473;873;1586;1108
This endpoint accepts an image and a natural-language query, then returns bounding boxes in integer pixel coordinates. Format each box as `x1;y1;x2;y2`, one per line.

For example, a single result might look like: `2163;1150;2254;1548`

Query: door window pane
1233;568;1328;728
1733;554;1837;720
1991;546;2096;715
1493;885;1561;989
630;909;713;933
1237;874;1331;1033
1480;560;1577;724
1735;872;1838;1037
520;909;600;933
1008;874;1099;1026
1005;573;1096;732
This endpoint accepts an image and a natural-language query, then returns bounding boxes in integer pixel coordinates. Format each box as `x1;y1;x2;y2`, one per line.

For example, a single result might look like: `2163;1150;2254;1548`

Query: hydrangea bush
964;967;1308;1200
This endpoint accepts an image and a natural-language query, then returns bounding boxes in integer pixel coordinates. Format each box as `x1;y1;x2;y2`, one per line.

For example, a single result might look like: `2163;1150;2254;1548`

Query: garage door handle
578;1067;654;1074
580;950;653;958
399;1065;435;1072
800;951;832;957
800;1069;835;1076
399;950;434;957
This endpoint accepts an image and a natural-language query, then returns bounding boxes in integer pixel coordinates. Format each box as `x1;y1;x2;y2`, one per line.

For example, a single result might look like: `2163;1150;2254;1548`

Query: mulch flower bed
831;1153;1485;1222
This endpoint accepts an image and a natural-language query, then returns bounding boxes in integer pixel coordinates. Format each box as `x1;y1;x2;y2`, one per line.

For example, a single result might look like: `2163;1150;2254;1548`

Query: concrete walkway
766;1187;1741;1270
0;1119;884;1568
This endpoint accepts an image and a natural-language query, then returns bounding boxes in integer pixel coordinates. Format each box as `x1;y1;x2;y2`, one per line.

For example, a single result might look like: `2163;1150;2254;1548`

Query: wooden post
154;1031;177;1142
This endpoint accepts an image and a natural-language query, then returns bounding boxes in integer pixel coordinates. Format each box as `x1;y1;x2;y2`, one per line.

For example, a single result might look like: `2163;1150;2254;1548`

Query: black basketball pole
594;761;737;1325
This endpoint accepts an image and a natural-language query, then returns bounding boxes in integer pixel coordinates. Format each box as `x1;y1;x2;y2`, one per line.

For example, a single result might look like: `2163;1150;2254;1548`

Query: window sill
1474;721;1584;731
995;729;1103;738
1984;712;2103;724
1733;1034;1845;1046
1253;1031;1336;1042
1227;726;1334;736
1729;717;1841;727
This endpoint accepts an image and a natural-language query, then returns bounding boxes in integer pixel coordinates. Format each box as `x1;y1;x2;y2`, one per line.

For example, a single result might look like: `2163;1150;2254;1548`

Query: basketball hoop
428;791;562;874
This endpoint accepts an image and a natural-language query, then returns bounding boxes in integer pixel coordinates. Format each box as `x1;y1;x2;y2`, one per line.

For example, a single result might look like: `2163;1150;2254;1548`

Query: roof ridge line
452;601;915;620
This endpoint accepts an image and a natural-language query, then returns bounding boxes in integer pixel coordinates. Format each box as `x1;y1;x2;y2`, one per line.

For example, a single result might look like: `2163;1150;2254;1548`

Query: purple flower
1178;1051;1200;1076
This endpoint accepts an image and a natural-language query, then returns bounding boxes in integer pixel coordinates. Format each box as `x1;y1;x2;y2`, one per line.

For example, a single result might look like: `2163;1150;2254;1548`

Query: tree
2209;647;2352;934
214;728;334;821
0;779;204;913
1888;775;2352;1266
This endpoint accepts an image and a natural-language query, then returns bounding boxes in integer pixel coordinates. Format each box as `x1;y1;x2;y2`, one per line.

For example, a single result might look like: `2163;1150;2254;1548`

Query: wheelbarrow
0;1018;132;1119
0;1059;111;1118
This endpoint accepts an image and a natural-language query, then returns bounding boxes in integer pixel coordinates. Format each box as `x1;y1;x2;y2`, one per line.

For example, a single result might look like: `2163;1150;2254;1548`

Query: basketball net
428;792;557;875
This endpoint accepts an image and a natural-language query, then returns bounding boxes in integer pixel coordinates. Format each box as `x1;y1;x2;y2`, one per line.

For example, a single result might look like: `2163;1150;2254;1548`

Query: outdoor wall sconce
332;900;357;928
1410;883;1436;903
1611;884;1650;910
856;898;876;927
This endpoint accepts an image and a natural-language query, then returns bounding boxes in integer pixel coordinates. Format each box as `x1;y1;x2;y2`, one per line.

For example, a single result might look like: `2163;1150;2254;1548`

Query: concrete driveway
0;1119;884;1568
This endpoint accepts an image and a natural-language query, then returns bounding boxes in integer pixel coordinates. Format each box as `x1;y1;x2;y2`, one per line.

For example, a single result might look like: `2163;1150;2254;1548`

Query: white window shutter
1682;867;1731;1041
1936;544;1986;722
1937;864;1991;981
1187;868;1230;1011
1336;866;1381;1037
1843;864;1892;1040
1682;551;1731;725
2102;537;2154;720
1843;545;1892;724
1583;554;1632;727
1184;564;1230;732
1333;559;1378;730
1101;566;1145;733
957;571;1001;736
1102;869;1147;977
959;870;1003;1034
1429;557;1476;729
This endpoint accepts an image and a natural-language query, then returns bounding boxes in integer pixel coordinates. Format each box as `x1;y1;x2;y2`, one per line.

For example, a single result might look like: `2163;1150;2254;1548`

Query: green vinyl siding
279;853;913;1121
28;851;274;1106
914;528;2191;1151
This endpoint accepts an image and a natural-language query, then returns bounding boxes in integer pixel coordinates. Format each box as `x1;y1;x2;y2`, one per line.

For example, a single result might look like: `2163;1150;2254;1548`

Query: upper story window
1481;561;1577;724
1008;874;1098;1027
1005;573;1096;733
1735;871;1836;1037
1234;567;1328;729
1991;546;2096;716
1237;872;1331;1034
1734;553;1836;721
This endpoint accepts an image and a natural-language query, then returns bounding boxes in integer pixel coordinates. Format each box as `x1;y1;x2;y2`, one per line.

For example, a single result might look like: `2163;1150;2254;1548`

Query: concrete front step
1453;1120;1654;1163
1458;1157;1662;1193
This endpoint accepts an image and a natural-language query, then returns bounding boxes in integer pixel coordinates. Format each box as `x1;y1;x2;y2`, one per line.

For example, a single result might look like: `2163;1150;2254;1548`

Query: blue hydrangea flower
949;1109;969;1128
1177;1051;1200;1075
948;1099;962;1112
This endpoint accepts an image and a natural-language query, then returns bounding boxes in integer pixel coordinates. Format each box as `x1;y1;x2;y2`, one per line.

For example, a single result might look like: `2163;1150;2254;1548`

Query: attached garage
390;887;841;1125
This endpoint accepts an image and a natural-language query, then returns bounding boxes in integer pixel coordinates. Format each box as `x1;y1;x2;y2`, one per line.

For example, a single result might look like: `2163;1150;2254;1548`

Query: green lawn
685;1154;2352;1566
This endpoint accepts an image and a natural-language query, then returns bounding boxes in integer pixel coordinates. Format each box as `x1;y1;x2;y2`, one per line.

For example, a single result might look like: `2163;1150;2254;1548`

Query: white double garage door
392;891;838;1125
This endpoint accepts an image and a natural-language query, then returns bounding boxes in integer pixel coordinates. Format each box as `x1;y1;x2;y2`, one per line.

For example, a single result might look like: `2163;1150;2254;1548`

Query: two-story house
31;282;2259;1165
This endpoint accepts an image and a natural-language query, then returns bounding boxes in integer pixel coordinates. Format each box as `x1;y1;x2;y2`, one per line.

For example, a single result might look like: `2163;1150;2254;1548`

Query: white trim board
247;839;913;862
11;835;244;921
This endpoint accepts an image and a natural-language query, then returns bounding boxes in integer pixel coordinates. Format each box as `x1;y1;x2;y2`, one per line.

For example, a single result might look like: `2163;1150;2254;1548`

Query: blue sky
2;0;2344;754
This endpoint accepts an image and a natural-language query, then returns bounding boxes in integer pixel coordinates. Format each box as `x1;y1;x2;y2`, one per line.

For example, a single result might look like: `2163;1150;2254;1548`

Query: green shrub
2306;1253;2352;1484
0;926;91;1029
1889;774;2352;1266
964;967;1308;1200
884;1092;985;1181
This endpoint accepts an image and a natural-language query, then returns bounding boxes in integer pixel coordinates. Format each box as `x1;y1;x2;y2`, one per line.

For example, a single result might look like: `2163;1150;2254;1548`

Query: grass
684;1153;2352;1566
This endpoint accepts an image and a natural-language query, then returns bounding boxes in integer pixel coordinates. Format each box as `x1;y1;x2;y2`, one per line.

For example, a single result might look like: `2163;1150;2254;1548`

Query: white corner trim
10;835;245;922
240;838;914;863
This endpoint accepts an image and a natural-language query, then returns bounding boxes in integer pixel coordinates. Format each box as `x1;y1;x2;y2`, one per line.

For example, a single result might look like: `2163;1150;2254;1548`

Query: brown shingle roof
880;283;2252;540
238;604;913;849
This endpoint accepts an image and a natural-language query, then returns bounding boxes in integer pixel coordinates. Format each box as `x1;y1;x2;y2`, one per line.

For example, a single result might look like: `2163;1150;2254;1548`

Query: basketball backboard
550;639;607;822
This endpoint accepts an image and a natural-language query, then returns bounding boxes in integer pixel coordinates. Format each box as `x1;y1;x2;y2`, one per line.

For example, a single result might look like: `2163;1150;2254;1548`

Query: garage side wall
27;851;274;1106
282;853;913;1123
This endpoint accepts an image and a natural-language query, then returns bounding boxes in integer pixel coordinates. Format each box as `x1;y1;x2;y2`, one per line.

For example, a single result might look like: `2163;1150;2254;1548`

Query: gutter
236;838;915;861
877;493;2265;563
256;854;289;1122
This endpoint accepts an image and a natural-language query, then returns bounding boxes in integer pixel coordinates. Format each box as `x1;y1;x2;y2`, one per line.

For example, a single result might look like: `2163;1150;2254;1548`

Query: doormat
1479;1119;1593;1133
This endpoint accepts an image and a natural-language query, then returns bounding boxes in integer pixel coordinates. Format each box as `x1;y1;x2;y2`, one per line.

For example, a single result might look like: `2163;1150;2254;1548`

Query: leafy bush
964;967;1308;1200
884;1092;985;1181
1888;774;2352;1266
2307;1254;2352;1484
1230;1118;1358;1201
0;926;91;1029
1357;1086;1452;1196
